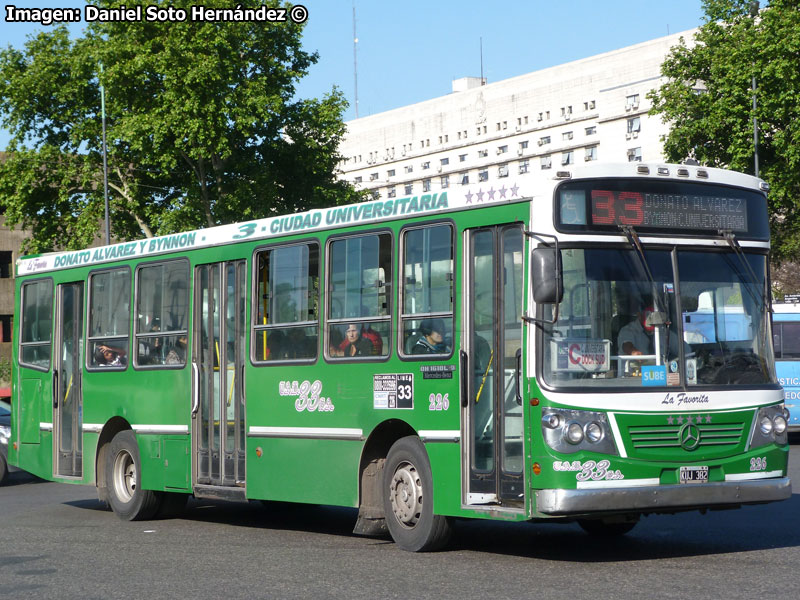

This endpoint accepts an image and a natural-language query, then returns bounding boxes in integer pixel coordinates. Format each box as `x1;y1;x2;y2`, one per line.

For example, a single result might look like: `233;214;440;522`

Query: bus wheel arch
353;419;416;537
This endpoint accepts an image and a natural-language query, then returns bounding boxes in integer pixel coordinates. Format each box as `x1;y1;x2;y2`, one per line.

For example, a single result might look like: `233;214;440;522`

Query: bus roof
15;162;766;277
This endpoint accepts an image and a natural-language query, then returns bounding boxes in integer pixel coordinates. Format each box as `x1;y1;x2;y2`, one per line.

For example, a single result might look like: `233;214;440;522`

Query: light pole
750;1;759;178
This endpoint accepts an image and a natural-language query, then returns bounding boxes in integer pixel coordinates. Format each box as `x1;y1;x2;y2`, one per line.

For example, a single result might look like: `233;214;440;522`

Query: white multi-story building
338;29;696;202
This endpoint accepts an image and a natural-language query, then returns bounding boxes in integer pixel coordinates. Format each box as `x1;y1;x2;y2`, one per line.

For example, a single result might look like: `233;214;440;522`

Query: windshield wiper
619;224;669;317
718;229;768;310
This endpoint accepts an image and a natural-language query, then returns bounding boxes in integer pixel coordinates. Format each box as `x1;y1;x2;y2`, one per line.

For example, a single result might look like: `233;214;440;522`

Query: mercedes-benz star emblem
678;422;701;451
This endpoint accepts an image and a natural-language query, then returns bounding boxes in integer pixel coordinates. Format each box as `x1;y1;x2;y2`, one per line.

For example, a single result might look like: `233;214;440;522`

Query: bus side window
87;268;131;370
779;322;800;359
19;279;54;370
134;260;189;368
327;232;392;359
253;243;319;363
399;223;454;358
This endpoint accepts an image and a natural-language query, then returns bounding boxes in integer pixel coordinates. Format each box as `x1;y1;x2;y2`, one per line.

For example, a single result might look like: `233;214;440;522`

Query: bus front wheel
106;430;161;521
382;436;452;552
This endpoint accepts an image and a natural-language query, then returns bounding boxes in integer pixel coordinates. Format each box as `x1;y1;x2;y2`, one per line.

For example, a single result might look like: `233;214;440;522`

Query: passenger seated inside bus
411;318;449;355
330;323;378;357
95;343;128;367
165;335;188;365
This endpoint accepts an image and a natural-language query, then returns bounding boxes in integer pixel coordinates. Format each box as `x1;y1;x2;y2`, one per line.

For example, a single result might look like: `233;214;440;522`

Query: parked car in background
1;399;18;485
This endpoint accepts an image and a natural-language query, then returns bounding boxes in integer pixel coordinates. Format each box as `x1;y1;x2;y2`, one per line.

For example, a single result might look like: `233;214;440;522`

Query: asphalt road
3;445;800;600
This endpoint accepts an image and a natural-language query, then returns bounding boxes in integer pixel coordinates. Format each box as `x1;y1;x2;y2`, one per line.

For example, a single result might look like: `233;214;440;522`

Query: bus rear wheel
382;436;452;552
106;430;161;521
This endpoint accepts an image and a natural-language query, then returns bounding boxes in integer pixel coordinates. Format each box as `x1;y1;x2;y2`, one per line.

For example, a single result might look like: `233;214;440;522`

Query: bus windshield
541;247;774;389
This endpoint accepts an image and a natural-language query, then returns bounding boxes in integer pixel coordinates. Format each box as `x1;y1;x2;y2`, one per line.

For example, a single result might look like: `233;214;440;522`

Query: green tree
649;0;800;262
0;0;362;253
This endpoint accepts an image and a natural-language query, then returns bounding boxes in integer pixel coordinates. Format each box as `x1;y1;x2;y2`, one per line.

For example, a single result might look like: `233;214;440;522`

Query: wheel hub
389;461;422;528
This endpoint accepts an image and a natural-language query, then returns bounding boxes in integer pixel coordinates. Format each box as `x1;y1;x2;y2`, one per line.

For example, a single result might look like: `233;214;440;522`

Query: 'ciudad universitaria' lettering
40;191;447;272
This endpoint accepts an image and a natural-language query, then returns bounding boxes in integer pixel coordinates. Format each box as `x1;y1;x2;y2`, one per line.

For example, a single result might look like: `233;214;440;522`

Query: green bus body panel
10;196;788;525
19;378;44;443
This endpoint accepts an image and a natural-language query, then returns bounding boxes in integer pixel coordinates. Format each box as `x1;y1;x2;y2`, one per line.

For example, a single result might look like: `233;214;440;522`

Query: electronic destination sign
556;179;768;239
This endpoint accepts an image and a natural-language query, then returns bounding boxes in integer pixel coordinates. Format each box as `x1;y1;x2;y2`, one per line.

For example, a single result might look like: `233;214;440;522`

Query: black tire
0;454;8;486
578;517;638;537
382;436;453;552
105;430;162;520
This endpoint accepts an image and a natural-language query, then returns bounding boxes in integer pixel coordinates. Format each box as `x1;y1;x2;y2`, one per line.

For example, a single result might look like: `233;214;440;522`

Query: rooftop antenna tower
353;3;359;118
480;37;484;84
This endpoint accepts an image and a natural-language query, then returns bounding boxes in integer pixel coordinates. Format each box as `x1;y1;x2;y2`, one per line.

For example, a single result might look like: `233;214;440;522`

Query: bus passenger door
464;225;525;506
193;261;247;492
54;281;83;478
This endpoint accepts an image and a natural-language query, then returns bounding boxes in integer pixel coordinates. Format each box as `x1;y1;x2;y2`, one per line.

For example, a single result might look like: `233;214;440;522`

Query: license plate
679;466;709;483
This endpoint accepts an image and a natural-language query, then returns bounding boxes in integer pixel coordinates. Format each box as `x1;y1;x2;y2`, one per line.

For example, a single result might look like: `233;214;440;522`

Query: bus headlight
773;415;787;435
565;422;584;444
750;404;789;450
585;421;604;443
541;408;618;455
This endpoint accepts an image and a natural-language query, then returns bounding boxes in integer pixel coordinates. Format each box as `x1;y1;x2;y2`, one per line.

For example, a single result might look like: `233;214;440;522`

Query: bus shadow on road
63;491;800;560
449;493;800;561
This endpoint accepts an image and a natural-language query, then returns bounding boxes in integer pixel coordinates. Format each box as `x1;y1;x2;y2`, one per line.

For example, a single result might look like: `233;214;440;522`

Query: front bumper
535;477;791;516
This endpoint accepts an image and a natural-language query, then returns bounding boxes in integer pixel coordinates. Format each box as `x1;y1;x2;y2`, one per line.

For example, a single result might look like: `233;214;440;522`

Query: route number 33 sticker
374;374;413;409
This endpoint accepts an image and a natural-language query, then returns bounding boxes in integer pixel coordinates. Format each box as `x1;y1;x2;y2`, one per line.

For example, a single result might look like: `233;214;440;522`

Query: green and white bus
9;162;790;550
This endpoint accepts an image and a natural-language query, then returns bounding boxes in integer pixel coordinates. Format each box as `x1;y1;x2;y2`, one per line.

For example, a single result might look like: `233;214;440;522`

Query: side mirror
531;247;563;305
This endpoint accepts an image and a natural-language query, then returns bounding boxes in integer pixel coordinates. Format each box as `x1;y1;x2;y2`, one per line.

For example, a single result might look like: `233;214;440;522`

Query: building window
478;149;488;158
0;315;11;343
254;244;319;362
422;178;431;192
440;157;449;167
498;164;509;178
371;191;380;201
519;159;530;174
387;186;396;198
369;172;379;181
405;165;413;174
519;140;529;151
478;169;489;182
422;161;431;170
459;154;467;162
626;94;640;110
404;183;413;195
387;169;395;177
0;251;11;278
327;233;391;359
354;176;362;184
562;131;573;141
585;126;597;136
585;146;598;162
627;116;641;133
627;147;642;162
460;172;469;185
538;136;550;146
561;151;573;165
497;145;508;154
541;156;552;170
440;175;449;189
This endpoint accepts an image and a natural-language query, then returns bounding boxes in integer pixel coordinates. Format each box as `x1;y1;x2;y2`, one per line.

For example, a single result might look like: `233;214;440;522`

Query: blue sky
0;0;706;149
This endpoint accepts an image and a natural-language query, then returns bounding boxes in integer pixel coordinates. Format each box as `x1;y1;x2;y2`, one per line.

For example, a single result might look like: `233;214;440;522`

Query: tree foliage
0;0;362;253
649;0;800;263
